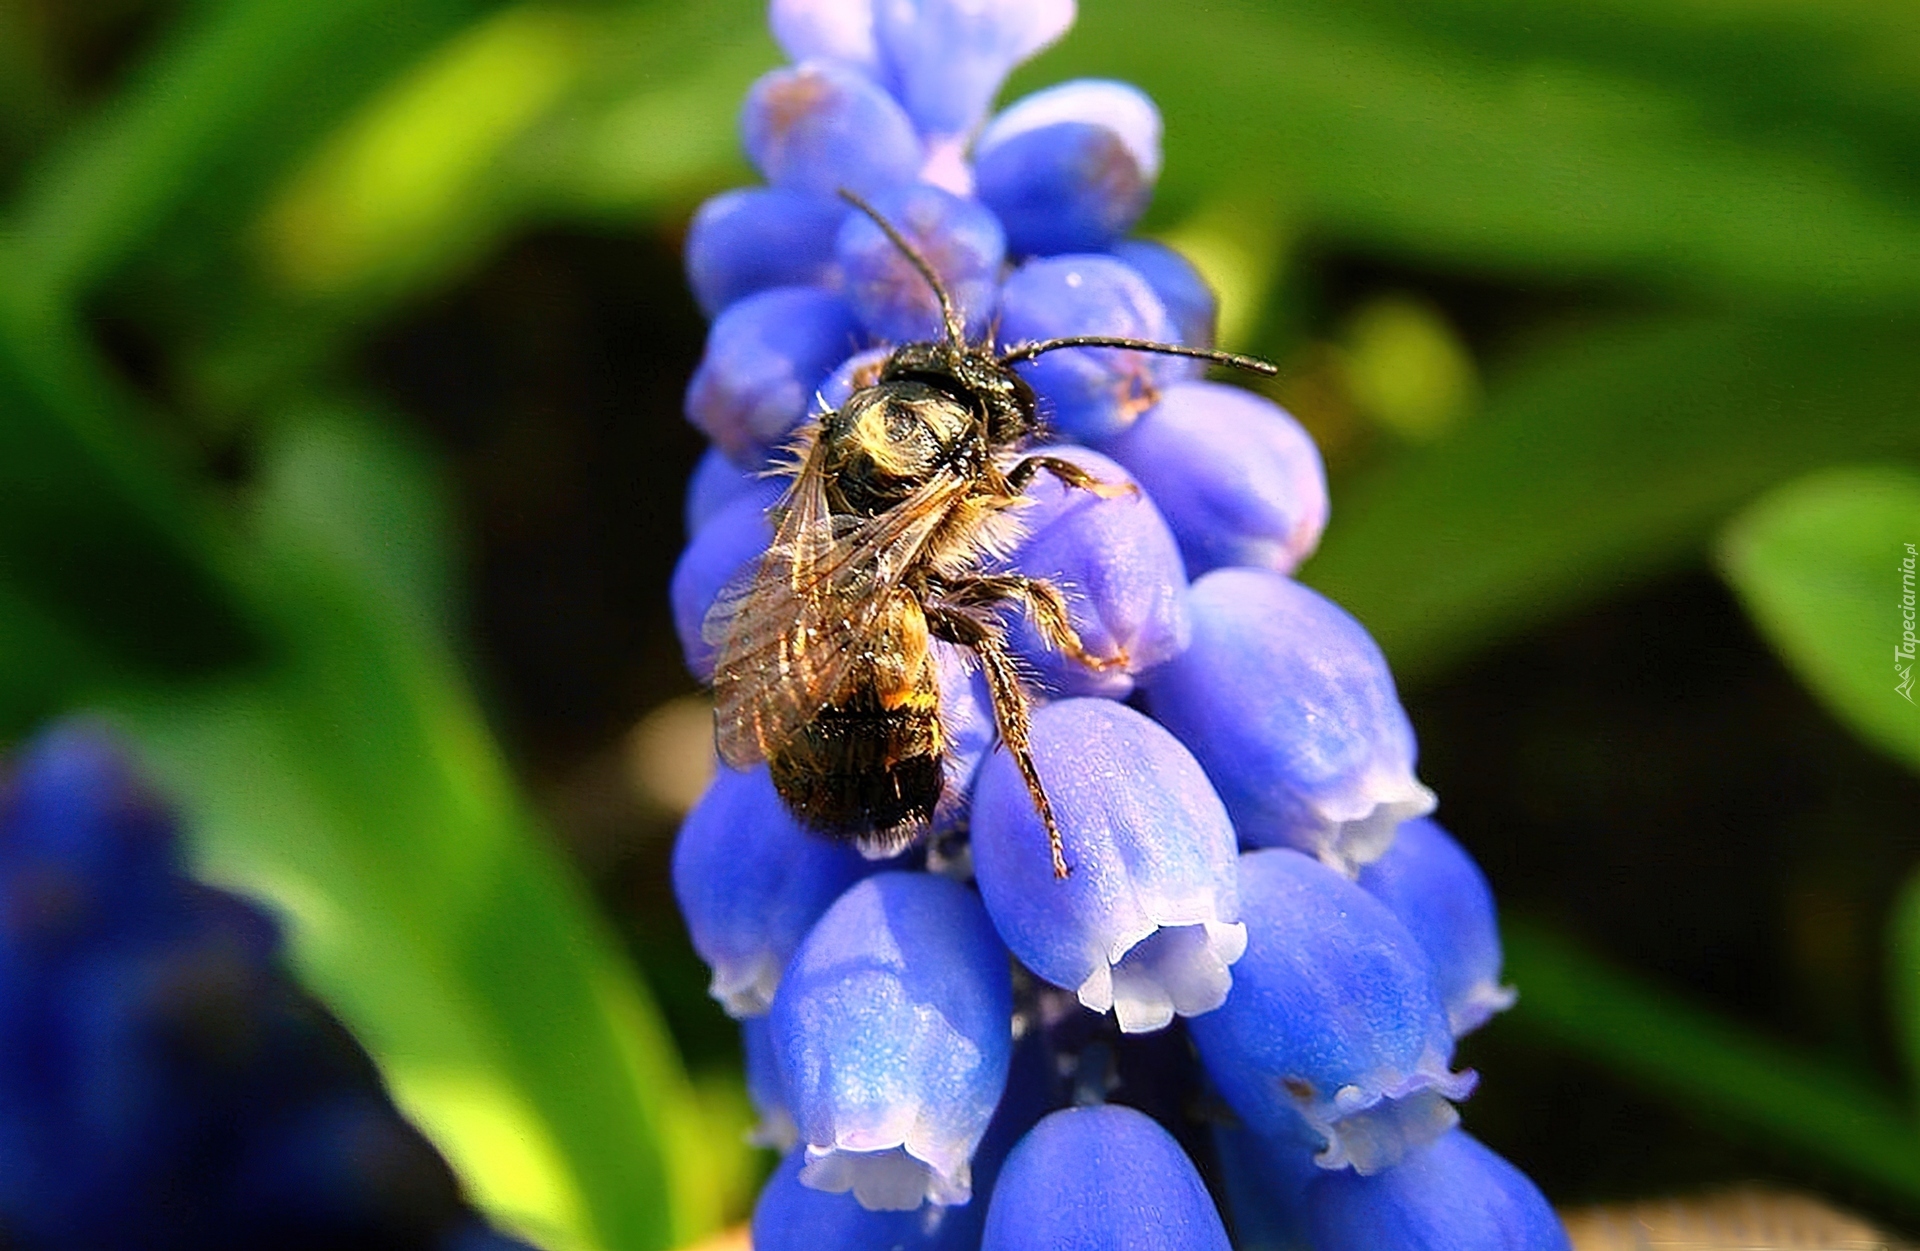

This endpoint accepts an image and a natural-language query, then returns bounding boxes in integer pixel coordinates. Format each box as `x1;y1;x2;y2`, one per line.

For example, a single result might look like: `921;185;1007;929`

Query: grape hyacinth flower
0;723;541;1251
673;0;1565;1245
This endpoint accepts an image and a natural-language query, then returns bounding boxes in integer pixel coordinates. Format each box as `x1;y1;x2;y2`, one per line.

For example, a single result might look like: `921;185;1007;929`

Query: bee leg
928;607;1072;879
942;573;1130;673
1005;455;1137;500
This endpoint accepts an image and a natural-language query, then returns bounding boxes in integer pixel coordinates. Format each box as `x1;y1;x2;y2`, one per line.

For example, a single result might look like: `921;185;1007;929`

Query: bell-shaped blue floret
975;81;1160;256
873;0;1076;139
980;1105;1231;1251
837;183;1005;343
1188;849;1474;1175
0;725;177;949
1211;1122;1321;1251
1000;446;1187;700
683;446;780;538
816;345;893;413
684;187;847;318
1105;382;1328;578
741;61;922;198
1358;819;1515;1037
753;1148;981;1251
672;765;872;1017
1109;239;1216;348
685;286;864;466
929;643;997;837
743;1016;799;1150
998;255;1194;441
973;700;1244;1033
770;0;883;78
1304;1129;1571;1251
771;872;1013;1210
1144;569;1435;873
669;489;773;682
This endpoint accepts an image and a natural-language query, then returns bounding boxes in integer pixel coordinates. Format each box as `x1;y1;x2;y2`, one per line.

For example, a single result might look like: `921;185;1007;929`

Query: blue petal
1211;1122;1320;1251
1357;818;1515;1037
837;182;1005;343
1105;382;1328;577
744;1015;799;1150
1109;239;1215;348
972;700;1244;1033
683;445;781;538
975;81;1160;256
769;0;884;79
997;254;1195;441
0;723;178;939
771;872;1013;1210
1001;445;1187;699
1304;1129;1570;1251
741;61;923;198
1143;569;1435;873
753;1147;981;1250
1188;849;1473;1174
669;489;773;682
684;187;848;317
873;0;1075;138
980;1105;1230;1251
685;285;864;465
672;765;872;1017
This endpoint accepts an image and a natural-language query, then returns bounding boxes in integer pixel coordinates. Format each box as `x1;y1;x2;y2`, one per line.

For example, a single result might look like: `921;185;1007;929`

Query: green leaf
104;412;729;1251
1504;919;1920;1201
0;0;509;307
1029;0;1920;304
1717;465;1920;775
1301;313;1920;681
0;292;263;680
1894;872;1920;1109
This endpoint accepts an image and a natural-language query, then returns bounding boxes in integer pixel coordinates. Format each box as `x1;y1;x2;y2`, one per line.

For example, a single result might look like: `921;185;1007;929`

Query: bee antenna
999;335;1279;377
838;188;967;351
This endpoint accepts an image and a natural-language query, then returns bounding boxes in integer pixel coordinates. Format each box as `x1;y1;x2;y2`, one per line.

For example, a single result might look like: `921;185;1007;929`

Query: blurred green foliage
0;0;1916;1243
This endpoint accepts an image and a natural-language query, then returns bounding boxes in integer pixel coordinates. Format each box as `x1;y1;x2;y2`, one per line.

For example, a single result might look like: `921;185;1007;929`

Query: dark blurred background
3;0;1918;1246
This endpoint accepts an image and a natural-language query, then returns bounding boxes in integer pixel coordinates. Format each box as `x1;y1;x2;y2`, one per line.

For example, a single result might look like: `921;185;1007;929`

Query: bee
705;193;1275;878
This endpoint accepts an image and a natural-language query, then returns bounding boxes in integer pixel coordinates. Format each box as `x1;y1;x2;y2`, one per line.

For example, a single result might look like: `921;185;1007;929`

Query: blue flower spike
1106;381;1329;578
770;872;1013;1210
672;764;874;1017
1358;817;1517;1037
997;445;1188;700
1304;1129;1572;1251
973;700;1245;1033
1146;568;1437;873
975;79;1162;257
1189;849;1476;1175
678;0;1562;1238
980;1105;1231;1251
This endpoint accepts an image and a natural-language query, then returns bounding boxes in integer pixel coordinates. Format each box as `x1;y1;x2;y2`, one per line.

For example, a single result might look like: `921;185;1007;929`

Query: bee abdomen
769;698;944;849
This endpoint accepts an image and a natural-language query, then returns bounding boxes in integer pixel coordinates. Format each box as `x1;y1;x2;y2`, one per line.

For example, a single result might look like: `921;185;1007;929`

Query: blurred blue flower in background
0;724;541;1251
671;0;1567;1246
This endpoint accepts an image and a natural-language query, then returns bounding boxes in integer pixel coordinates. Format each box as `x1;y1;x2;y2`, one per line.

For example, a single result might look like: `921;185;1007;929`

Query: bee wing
706;427;971;769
